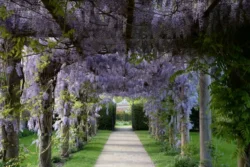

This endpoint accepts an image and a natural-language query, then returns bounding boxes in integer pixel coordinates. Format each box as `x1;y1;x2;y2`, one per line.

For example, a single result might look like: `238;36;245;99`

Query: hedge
98;103;116;130
116;111;131;122
131;103;148;130
190;107;199;132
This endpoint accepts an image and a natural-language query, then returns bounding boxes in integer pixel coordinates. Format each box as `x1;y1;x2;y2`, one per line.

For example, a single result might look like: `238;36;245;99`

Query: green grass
136;131;174;167
136;131;237;167
19;130;111;167
190;132;237;167
19;133;65;167
63;130;111;167
19;134;39;167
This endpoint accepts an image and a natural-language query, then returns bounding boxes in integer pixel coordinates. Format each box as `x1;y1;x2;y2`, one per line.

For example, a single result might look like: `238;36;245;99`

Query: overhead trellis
1;0;249;56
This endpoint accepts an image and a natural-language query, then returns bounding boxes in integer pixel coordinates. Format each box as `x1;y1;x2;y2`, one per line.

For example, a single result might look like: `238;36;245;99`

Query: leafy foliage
208;25;250;158
173;156;199;167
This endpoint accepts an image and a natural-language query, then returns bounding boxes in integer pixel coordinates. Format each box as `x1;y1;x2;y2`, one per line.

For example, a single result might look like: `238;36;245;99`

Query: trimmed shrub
98;103;116;130
131;103;148;130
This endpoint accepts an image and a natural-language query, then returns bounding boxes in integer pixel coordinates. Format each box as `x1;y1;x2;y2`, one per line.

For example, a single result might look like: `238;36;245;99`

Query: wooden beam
203;0;221;18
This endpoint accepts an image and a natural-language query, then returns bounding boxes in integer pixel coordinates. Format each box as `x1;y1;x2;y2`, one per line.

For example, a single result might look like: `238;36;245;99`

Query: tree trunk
238;155;245;167
154;117;160;140
151;122;155;136
39;85;54;167
94;118;97;135
180;86;190;155
2;120;19;164
89;116;97;136
39;111;53;167
1;59;22;165
148;117;152;134
60;121;69;158
74;116;84;150
83;111;89;142
84;120;89;142
199;72;212;167
35;50;62;167
237;143;250;167
169;115;177;148
60;95;70;158
181;108;190;155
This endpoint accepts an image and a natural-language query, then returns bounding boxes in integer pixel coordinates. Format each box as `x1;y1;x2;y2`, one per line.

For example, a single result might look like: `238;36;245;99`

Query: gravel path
95;126;155;167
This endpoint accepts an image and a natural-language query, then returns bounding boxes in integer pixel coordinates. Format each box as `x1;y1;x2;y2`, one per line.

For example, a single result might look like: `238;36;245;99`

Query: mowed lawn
190;132;236;167
136;131;237;167
19;130;111;167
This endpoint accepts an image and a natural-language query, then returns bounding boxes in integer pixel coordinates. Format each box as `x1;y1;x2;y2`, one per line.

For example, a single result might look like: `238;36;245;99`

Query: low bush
173;155;199;167
161;141;180;156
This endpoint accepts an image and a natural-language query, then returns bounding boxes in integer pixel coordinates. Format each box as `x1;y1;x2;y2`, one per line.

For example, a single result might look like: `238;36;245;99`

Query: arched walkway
95;127;155;167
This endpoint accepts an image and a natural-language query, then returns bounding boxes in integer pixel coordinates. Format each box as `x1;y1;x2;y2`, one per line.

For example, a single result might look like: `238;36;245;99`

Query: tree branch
40;0;83;54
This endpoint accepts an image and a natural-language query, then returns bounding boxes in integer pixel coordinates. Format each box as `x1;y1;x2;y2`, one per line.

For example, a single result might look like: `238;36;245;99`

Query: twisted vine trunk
238;156;245;167
199;71;212;167
89;115;97;136
60;94;70;158
39;114;52;167
148;117;152;134
39;87;53;167
84;118;89;142
237;143;250;167
60;122;69;158
83;109;89;142
151;121;156;136
180;86;190;155
154;116;160;140
1;59;22;165
180;108;189;155
2;119;19;163
74;115;84;150
169;115;178;148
